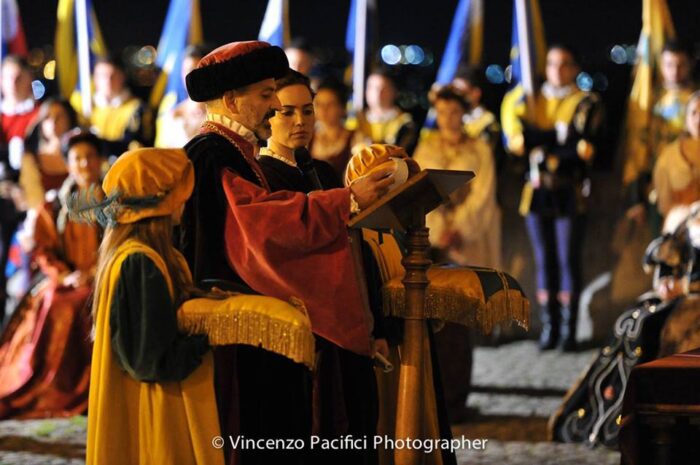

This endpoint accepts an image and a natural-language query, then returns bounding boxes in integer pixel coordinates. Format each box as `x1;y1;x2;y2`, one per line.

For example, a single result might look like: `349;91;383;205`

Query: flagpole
282;0;290;48
352;0;367;112
75;0;93;118
0;0;5;68
515;0;535;109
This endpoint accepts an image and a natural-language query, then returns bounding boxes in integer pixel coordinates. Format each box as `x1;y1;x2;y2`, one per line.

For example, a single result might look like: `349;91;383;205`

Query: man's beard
254;109;277;139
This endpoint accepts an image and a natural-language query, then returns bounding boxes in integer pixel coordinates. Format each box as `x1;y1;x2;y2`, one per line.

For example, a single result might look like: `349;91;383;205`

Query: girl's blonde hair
91;216;192;319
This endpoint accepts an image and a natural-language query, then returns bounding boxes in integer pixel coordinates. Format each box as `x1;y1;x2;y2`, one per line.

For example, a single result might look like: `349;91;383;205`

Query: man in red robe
180;41;392;464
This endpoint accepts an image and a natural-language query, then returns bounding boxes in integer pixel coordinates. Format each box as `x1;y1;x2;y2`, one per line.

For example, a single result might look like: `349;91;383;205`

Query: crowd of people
0;27;698;465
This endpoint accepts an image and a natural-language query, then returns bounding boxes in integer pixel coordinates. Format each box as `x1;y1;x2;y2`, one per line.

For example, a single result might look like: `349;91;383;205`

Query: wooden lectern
349;169;474;465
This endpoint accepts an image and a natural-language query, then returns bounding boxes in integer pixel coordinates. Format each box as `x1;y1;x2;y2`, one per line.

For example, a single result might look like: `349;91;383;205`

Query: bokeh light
381;44;402;65
404;45;425;65
593;72;609;91
32;80;46;100
43;60;56;80
576;72;593;91
610;45;627;64
485;64;505;84
504;65;513;84
136;45;157;67
27;49;45;67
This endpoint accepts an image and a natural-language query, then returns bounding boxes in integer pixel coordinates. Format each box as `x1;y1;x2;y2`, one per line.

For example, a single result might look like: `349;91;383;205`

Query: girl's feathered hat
68;148;194;227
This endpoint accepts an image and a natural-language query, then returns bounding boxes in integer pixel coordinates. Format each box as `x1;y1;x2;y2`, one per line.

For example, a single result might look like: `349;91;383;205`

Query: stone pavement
0;341;621;464
451;339;621;464
0;417;85;464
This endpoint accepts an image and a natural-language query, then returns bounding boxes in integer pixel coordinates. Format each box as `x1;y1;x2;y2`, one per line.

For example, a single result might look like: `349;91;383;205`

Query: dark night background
15;0;700;166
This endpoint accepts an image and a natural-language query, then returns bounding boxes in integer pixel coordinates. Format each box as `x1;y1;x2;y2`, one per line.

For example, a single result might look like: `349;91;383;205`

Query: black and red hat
185;41;289;102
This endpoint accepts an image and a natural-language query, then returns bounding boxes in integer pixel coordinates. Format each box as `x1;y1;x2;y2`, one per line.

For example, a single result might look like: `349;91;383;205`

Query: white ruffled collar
1;97;35;115
94;89;131;108
541;82;575;99
205;112;259;146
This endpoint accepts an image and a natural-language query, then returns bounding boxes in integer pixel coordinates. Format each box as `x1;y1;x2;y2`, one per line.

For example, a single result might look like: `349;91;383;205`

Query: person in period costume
154;45;210;149
3;100;77;309
309;78;354;178
452;65;500;152
181;41;394;464
285;38;314;77
259;70;390;465
260;71;342;192
0;131;103;419
1;56;40;171
653;91;700;219
657;203;700;356
414;86;501;269
549;215;693;446
0;55;41;323
623;40;695;232
348;68;419;155
413;86;501;423
71;57;151;160
501;44;604;351
19;100;77;210
79;147;222;465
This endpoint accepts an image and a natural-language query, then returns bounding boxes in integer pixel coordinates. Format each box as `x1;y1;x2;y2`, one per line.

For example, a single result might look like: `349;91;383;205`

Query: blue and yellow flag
500;0;546;153
622;0;675;186
55;0;108;102
423;0;484;130
435;0;483;86
258;0;289;48
345;0;358;55
508;0;546;98
150;0;202;112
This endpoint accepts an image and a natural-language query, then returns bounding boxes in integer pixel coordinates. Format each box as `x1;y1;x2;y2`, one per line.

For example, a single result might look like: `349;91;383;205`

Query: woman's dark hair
455;64;486;90
24;99;79;154
44;98;79;129
94;55;125;72
662;39;693;58
275;69;314;96
368;66;398;89
434;85;469;112
548;43;581;66
316;78;348;106
64;130;105;158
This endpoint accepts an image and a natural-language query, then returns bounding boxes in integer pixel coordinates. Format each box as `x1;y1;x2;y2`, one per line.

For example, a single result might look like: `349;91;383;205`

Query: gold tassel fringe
178;300;316;369
382;286;529;334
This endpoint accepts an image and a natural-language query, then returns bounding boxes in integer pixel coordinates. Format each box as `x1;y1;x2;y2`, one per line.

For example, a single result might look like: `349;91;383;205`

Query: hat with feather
68;148;194;227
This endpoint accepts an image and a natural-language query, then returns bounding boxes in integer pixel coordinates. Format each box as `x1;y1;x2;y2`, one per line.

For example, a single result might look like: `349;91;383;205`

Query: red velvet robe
210;124;372;356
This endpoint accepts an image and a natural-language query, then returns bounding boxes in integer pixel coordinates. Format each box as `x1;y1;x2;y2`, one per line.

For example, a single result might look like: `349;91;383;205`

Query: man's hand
373;338;389;359
349;167;394;210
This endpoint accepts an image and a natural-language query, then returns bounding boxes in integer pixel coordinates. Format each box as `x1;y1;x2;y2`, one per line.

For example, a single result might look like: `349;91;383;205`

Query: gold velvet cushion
362;229;529;334
383;267;529;334
177;294;315;369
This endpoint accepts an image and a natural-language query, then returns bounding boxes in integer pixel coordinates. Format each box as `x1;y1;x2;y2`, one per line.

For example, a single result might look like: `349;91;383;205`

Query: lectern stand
349;169;474;465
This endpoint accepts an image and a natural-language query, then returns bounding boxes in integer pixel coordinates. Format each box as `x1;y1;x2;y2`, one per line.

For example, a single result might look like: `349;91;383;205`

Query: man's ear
223;91;239;115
